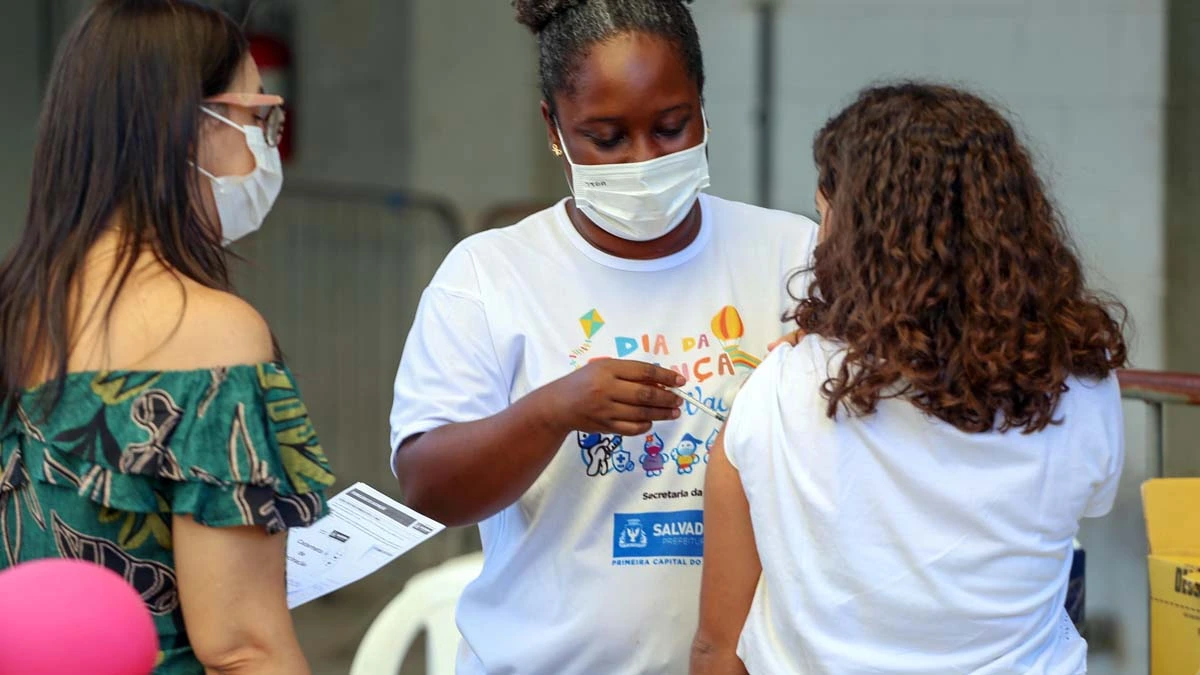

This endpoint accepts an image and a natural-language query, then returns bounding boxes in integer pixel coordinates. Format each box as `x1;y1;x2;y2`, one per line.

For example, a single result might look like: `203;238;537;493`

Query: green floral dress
0;363;335;674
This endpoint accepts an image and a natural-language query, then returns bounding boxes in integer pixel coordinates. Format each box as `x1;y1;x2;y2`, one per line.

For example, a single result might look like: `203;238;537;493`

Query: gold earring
551;143;563;157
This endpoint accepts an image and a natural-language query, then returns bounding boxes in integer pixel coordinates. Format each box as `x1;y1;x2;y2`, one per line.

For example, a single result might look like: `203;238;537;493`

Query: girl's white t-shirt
725;336;1124;675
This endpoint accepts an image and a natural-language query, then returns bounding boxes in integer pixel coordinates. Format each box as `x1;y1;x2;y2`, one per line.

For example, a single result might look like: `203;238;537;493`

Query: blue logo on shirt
613;510;704;558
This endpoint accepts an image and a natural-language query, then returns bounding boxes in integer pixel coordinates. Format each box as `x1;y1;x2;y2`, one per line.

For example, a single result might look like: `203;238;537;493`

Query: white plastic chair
349;552;484;675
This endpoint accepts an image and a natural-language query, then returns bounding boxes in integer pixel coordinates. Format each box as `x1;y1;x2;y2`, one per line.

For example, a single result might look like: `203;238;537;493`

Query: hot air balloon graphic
570;308;605;370
710;305;762;371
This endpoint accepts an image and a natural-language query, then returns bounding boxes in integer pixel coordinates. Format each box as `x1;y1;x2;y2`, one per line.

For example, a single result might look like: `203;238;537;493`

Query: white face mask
557;115;711;242
197;107;283;245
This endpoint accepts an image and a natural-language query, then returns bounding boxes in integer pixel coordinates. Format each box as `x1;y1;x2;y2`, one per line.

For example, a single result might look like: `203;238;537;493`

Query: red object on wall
248;33;294;163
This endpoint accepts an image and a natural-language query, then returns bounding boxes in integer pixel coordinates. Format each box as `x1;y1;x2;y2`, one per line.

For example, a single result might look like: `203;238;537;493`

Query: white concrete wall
286;1;413;188
696;1;1165;375
1165;2;1200;478
403;0;546;224
692;2;1166;673
275;0;547;226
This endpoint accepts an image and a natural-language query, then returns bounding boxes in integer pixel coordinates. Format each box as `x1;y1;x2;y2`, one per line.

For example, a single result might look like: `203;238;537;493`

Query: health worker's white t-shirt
390;194;818;674
725;336;1125;675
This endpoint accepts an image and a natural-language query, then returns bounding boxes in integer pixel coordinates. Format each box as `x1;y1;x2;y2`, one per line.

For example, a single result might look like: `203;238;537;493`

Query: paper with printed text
286;482;444;609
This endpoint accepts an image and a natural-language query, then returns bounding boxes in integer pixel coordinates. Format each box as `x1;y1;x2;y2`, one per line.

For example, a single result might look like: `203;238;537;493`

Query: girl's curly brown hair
790;82;1127;433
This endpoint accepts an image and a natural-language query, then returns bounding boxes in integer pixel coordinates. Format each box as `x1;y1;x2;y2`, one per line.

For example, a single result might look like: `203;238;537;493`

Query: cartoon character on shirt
703;428;719;464
612;445;636;473
673;433;704;474
578;432;622;477
639;432;666;477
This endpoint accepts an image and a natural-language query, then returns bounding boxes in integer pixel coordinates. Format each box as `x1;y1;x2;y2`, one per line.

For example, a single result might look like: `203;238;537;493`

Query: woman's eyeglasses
202;92;286;148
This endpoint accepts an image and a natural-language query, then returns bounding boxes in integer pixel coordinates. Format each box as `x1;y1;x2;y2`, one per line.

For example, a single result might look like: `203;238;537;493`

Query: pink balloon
0;559;158;675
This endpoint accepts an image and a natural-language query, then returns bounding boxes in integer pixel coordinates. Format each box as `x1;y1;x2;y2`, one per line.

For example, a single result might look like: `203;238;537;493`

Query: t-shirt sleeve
1082;375;1126;518
723;344;789;473
389;247;510;473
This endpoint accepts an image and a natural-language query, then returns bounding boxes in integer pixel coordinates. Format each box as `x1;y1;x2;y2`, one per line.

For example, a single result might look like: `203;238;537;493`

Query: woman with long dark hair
693;83;1128;674
0;2;333;672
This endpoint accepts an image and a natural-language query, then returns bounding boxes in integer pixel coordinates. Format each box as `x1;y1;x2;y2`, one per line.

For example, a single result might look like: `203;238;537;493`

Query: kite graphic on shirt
672;434;705;474
570;308;605;370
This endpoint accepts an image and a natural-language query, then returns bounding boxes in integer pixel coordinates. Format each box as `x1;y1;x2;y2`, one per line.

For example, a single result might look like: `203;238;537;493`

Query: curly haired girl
694;82;1127;675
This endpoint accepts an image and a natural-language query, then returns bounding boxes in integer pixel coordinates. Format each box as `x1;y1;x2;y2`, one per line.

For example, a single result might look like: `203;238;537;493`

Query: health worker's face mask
557;115;710;242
